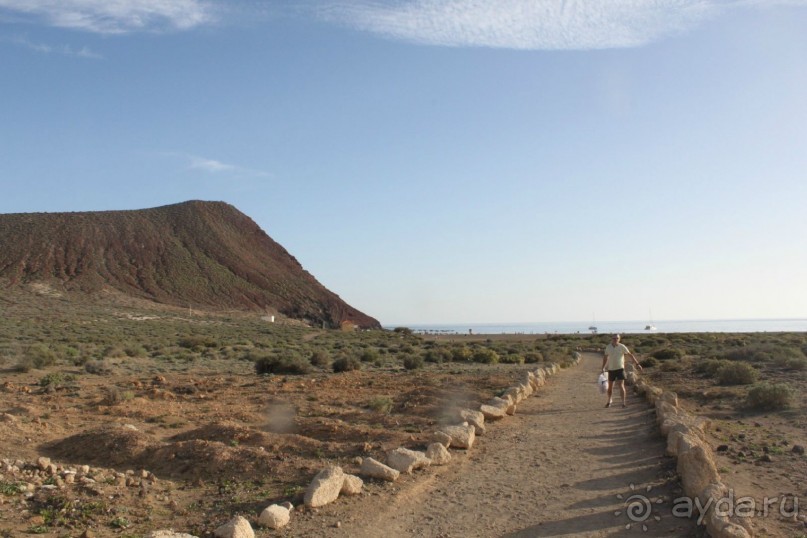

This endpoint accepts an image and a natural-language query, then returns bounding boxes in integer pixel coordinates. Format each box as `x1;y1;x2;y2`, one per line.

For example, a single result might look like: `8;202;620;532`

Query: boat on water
645;309;657;330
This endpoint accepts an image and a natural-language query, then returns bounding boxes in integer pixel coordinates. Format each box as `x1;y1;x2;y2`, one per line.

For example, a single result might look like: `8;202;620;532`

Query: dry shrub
746;383;794;410
717;363;758;385
332;355;361;373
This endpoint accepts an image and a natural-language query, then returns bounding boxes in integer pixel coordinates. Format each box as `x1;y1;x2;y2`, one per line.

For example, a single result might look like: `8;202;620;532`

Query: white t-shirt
605;343;630;370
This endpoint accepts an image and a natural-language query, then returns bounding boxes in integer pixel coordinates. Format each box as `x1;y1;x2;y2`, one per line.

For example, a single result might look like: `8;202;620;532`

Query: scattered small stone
258;504;291;529
716;445;729;452
760;454;773;463
340;474;363;495
792;445;805;455
213;515;254;538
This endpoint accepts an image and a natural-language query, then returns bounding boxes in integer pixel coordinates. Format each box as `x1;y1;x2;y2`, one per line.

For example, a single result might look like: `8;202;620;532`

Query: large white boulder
304;466;345;508
360;457;400;482
387;448;431;474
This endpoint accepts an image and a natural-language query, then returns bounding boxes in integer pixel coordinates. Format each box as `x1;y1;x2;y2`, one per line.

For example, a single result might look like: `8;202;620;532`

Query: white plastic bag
597;372;608;394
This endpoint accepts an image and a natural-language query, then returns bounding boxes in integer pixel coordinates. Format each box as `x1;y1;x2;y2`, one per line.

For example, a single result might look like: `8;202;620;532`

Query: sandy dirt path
289;354;703;537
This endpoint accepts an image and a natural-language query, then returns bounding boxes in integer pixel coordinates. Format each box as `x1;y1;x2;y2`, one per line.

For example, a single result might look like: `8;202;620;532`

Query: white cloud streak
0;0;215;34
6;35;103;58
161;152;269;178
189;156;238;173
316;0;807;50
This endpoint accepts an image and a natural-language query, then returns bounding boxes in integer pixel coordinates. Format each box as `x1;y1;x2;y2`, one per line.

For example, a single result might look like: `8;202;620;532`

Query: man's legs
606;377;613;407
618;379;627;406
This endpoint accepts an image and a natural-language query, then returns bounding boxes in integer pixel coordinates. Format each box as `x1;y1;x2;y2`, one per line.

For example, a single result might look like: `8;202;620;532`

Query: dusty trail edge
288;353;702;537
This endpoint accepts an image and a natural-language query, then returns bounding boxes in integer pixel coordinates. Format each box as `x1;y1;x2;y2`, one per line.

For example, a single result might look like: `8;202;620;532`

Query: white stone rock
304;466;345;508
458;409;486;435
340;474;363;495
258;504;291;529
433;431;452;447
360;457;400;482
425;443;451;465
438;424;475;449
479;404;506;420
387;448;431;474
213;516;254;538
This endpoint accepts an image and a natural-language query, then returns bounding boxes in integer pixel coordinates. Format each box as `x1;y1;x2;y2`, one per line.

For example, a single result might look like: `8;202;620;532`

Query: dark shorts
608;368;626;382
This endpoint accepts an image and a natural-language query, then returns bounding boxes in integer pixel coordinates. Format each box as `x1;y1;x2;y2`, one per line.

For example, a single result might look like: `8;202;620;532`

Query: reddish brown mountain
0;201;379;328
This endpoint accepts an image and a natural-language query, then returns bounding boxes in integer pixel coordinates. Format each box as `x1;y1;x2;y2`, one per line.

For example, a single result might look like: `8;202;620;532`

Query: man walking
602;334;643;408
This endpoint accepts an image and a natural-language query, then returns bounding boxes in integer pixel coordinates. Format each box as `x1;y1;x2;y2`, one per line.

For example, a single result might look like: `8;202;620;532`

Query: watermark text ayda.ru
622;486;799;526
671;490;799;525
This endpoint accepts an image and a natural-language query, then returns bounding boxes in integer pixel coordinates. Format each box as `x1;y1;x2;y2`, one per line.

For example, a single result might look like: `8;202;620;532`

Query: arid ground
0;296;804;536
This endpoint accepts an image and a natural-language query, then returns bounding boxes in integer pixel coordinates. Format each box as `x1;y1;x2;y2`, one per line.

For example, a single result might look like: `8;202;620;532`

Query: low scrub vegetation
717;362;758;385
746;382;793;410
332;355;361;373
253;353;313;375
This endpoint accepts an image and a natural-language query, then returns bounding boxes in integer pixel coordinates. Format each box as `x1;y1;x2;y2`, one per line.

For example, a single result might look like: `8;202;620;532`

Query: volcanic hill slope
0;200;379;328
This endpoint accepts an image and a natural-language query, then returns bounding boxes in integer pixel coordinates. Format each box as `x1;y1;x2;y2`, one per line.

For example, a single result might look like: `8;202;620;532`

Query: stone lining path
291;354;703;537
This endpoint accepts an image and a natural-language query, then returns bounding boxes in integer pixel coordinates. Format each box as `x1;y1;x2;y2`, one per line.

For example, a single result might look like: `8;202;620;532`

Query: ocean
390;319;807;335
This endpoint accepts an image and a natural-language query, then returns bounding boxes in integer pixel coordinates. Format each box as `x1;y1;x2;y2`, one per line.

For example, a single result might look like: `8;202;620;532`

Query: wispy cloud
188;156;238;174
0;0;216;34
315;0;807;50
6;34;103;58
162;152;269;178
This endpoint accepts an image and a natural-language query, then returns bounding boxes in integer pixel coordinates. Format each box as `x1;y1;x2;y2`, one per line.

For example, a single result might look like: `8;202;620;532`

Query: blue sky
1;1;806;325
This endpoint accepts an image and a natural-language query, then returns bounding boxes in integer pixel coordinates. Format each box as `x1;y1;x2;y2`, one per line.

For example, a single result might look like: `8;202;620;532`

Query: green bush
254;353;312;375
500;353;525;364
178;336;216;351
640;357;659;368
471;348;499;364
717;362;758;385
423;350;443;363
451;346;472;362
693;358;730;378
85;359;112;375
102;386;134;406
17;345;58;372
523;351;543;364
332;355;361;373
359;349;379;363
39;372;76;388
781;357;807;371
660;361;683;372
746;383;794;410
724;344;803;364
309;349;331;368
652;348;684;361
402;355;424;370
124;345;148;358
367;396;393;414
